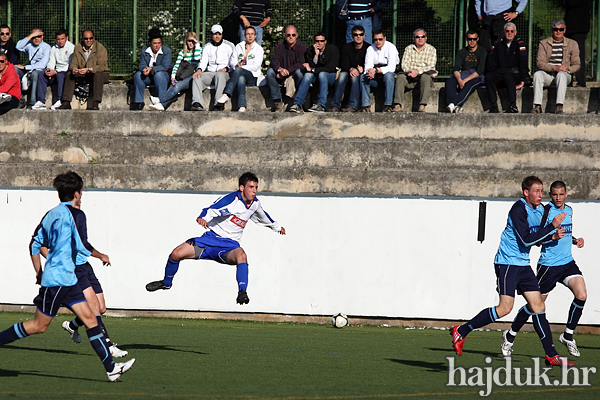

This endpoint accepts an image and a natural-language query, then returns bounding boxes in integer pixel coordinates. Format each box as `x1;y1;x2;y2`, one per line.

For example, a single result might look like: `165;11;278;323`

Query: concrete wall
1;187;598;325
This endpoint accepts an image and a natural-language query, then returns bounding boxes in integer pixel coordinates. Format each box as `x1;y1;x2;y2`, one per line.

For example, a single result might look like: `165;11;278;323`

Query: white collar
145;46;163;56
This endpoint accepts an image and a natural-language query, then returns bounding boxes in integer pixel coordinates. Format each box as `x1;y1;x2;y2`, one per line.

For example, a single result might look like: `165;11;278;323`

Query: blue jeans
37;71;67;102
17;68;43;104
159;75;194;107
223;68;257;107
133;70;169;103
293;71;336;107
346;17;372;44
238;24;264;46
265;67;303;100
361;72;395;107
331;71;362;110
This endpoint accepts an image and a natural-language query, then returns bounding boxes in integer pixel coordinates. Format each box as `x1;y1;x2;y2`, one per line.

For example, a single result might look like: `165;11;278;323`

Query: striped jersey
172;44;203;79
232;0;273;26
538;203;574;267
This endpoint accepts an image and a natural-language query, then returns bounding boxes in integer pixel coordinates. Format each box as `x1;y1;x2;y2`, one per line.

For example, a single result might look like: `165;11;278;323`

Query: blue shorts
75;262;103;294
33;284;86;317
495;264;540;297
536;261;583;295
186;231;240;264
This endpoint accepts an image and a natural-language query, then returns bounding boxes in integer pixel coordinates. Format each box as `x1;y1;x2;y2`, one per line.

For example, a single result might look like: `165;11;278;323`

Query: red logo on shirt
231;215;247;228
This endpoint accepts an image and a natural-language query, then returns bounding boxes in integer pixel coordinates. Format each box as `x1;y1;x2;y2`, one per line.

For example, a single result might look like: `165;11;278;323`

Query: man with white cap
190;24;235;111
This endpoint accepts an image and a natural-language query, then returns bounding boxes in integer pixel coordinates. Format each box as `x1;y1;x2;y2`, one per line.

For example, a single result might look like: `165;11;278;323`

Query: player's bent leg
522;290;564;359
559;276;587;356
147;241;197;291
96;292;107;315
224;248;250;305
22;309;53;335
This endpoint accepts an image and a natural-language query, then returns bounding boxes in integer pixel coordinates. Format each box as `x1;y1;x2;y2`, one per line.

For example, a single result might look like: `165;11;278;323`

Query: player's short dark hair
53;171;84;202
55;28;68;37
239;172;259;186
550;180;567;192
351;25;365;34
522;176;543;192
466;29;479;37
148;27;162;41
314;32;326;40
373;29;384;37
0;24;10;31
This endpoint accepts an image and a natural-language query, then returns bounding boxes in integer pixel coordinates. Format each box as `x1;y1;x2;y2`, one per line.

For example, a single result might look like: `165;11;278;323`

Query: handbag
21;71;32;91
175;60;195;81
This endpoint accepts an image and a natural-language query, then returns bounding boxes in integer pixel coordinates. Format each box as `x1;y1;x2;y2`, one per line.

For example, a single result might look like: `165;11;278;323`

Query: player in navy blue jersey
0;171;135;381
450;176;574;366
146;172;286;304
502;181;587;357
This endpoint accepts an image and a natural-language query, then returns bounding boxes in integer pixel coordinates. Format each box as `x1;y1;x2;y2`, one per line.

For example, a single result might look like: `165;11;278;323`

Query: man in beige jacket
532;19;579;114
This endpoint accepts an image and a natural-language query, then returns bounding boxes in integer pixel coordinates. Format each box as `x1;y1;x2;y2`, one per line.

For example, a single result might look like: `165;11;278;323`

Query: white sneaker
217;94;230;104
559;333;580;357
110;344;129;358
454;105;463;114
32;101;46;110
238;106;246;112
447;103;455;113
50;100;61;110
501;330;513;357
150;96;160;105
62;320;81;343
0;93;12;105
149;103;165;111
107;358;136;382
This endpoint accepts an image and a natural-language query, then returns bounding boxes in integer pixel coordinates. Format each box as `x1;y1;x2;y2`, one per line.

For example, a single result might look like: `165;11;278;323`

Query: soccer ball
332;313;348;329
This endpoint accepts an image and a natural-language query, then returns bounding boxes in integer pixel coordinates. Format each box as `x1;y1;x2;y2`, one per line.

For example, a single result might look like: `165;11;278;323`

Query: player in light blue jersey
450;176;574;367
502;181;587;357
0;171;135;381
146;172;286;305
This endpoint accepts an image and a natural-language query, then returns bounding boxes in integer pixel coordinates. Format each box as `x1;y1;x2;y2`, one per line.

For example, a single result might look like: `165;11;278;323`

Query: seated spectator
0;25;19;65
330;24;369;112
360;30;398;112
15;28;51;108
266;25;306;112
216;27;264;112
131;28;172;110
232;0;271;45
394;28;436;112
532;19;579;114
149;32;202;111
288;32;339;113
485;22;529;113
0;51;21;115
58;29;110;110
190;24;235;111
445;30;486;113
32;28;74;110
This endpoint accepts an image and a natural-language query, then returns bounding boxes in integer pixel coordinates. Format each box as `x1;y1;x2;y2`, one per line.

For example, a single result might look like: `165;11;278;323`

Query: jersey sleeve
29;221;45;256
198;192;238;223
250;202;282;232
511;202;555;247
71;207;95;253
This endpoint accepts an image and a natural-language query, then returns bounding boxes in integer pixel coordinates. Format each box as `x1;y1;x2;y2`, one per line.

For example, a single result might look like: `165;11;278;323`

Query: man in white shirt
32;28;74;110
360;29;399;112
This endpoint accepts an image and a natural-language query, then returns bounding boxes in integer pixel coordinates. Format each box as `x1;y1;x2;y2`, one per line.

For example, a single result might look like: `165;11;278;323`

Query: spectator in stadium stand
564;0;591;87
0;51;21;115
232;0;272;45
475;0;528;51
370;0;391;32
360;29;398;112
15;28;51;108
0;25;19;65
337;0;373;44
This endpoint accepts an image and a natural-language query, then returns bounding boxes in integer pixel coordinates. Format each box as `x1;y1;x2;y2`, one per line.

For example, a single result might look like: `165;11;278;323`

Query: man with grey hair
532;19;579;114
393;28;436;112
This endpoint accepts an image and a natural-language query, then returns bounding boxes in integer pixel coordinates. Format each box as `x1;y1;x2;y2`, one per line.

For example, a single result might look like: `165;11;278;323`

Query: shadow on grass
2;344;83;356
387;358;447;372
124;343;207;355
429;347;499;358
0;368;104;381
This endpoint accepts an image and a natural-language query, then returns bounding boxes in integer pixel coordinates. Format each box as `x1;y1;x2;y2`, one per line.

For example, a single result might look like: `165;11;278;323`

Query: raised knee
238;250;248;264
576;292;587;302
99;305;107;314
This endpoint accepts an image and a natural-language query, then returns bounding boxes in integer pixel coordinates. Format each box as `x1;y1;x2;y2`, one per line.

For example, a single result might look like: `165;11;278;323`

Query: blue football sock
458;307;498;338
86;325;115;372
508;305;532;341
163;257;180;287
96;315;113;347
565;298;585;340
236;263;249;292
70;316;84;330
0;322;29;345
532;311;557;357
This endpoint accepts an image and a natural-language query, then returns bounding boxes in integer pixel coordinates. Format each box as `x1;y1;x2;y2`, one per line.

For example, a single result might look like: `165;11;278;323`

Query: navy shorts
75;262;103;294
495;264;540;297
536;260;583;295
186;231;240;264
33;284;86;317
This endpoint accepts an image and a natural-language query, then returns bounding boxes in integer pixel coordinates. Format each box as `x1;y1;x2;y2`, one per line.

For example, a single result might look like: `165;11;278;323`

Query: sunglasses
285;33;297;37
315;39;326;43
552;27;565;32
0;32;10;36
414;35;426;39
83;36;94;40
373;38;384;41
505;29;515;33
186;39;196;42
353;33;364;37
467;37;478;41
33;35;43;39
0;60;6;63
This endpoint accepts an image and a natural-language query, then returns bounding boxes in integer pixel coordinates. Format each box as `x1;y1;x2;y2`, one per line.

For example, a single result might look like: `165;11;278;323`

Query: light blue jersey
538;203;574;267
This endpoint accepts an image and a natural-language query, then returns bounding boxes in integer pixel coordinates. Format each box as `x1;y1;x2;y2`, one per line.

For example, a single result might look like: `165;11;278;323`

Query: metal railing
1;0;598;79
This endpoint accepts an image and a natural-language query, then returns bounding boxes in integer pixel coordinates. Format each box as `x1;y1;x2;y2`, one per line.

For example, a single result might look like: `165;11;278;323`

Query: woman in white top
217;26;264;111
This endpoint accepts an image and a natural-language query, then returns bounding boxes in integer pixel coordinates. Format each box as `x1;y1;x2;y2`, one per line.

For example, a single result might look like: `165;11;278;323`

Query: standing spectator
15;28;51;108
131;28;172;111
149;32;202;111
330;25;369;112
565;0;591;87
445;30;487;113
32;28;74;110
217;27;264;112
0;51;21;115
0;25;19;65
475;0;528;50
360;30;398;112
394;28;437;112
190;24;235;112
370;0;391;32
532;20;579;114
58;29;110;110
232;0;272;46
485;22;528;113
337;0;373;44
266;25;306;112
288;32;339;113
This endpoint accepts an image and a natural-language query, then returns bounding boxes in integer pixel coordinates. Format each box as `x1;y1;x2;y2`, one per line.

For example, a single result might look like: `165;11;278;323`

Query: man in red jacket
0;51;21;115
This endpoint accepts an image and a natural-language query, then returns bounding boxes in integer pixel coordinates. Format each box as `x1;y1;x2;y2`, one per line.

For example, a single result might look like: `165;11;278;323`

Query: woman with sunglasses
0;51;21;115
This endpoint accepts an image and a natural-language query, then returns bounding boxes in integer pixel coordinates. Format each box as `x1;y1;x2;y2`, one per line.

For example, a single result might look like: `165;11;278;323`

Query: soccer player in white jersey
146;172;286;304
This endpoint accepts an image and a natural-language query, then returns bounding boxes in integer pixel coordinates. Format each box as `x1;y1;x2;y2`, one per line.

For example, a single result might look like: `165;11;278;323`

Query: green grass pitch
0;312;599;399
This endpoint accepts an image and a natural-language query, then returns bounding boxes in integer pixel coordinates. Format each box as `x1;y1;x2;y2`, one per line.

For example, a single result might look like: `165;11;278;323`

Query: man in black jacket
330;25;369;112
0;25;19;65
485;22;528;113
565;0;591;87
288;32;339;113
